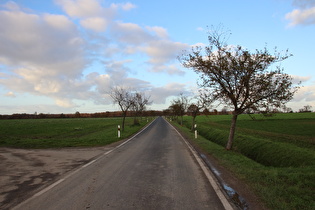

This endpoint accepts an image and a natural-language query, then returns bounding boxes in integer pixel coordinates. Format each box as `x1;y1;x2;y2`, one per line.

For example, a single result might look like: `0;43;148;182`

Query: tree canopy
180;28;299;150
110;86;151;131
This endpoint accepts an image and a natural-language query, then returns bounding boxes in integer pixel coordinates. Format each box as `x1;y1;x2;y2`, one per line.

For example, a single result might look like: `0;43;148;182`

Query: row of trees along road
166;91;214;131
110;87;152;131
179;27;300;150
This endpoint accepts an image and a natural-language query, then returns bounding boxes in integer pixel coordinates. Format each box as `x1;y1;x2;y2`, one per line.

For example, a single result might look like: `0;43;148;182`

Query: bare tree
187;89;214;131
110;86;134;131
180;28;299;150
131;92;152;125
169;100;183;122
169;93;189;125
299;105;312;112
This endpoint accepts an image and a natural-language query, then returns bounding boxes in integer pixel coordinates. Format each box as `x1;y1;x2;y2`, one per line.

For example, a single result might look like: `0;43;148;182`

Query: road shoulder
171;123;267;210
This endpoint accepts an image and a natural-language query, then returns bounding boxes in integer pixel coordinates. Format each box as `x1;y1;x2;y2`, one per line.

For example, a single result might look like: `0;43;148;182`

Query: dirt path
0;144;121;210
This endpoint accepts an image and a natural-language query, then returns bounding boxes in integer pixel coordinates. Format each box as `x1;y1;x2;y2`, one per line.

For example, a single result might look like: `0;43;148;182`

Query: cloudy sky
0;0;314;114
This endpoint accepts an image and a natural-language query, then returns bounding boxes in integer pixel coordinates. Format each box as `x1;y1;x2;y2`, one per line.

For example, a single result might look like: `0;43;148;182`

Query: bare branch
179;26;300;150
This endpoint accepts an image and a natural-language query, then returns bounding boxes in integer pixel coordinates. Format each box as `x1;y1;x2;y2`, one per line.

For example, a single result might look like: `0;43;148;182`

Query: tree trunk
122;111;127;131
226;113;238;150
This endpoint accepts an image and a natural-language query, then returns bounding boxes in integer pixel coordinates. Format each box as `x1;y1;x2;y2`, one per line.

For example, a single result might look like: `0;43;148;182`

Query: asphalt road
13;117;230;210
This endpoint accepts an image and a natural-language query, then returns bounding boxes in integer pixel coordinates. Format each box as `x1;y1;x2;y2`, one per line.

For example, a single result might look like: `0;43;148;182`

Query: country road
13;117;232;210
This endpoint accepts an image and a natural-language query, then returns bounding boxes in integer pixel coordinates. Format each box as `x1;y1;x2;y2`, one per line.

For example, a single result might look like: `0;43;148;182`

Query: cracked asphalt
0;146;112;209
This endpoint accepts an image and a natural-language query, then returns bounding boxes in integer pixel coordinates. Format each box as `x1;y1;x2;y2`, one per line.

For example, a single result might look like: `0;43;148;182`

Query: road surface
13;117;231;210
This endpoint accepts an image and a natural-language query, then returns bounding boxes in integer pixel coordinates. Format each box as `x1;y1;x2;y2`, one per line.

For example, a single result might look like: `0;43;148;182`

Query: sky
0;0;314;114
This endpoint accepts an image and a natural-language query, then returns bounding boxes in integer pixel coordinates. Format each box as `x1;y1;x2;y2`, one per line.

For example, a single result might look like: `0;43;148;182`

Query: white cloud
55;98;76;108
150;64;185;76
5;91;15;97
292;75;311;84
43;14;74;30
286;7;315;26
55;0;136;32
0;0;192;113
0;9;85;75
111;2;136;11
34;79;62;94
112;21;154;45
291;83;315;102
55;0;111;32
149;83;190;104
143;40;190;65
55;0;105;18
110;21;190;70
103;60;152;91
192;42;206;48
286;74;315;111
122;2;136;11
146;26;169;39
80;17;108;32
286;83;315;111
0;6;88;108
286;0;315;26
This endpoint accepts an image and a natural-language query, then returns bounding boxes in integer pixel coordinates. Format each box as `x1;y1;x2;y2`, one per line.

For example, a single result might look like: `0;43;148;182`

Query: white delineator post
118;125;121;138
194;124;197;139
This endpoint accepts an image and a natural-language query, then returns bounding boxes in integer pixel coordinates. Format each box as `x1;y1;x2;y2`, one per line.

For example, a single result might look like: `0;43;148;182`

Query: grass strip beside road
171;113;315;210
0;117;152;148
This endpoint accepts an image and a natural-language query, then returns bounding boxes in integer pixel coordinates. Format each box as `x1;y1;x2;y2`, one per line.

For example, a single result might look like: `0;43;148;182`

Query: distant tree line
164;93;310;120
0;110;163;120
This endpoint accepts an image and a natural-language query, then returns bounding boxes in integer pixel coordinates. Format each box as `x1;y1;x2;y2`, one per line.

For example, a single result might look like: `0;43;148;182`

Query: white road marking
82;159;96;168
33;179;65;197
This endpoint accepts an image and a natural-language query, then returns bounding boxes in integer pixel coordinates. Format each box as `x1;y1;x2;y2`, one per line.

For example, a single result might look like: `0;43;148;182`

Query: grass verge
171;113;315;210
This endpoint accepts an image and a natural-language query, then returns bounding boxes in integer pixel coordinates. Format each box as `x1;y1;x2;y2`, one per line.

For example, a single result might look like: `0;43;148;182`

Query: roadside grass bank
0;117;153;148
171;113;315;210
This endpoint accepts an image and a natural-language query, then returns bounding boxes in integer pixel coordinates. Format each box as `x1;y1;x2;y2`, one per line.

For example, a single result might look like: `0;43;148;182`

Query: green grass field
174;112;315;210
1;114;314;209
0;117;152;148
